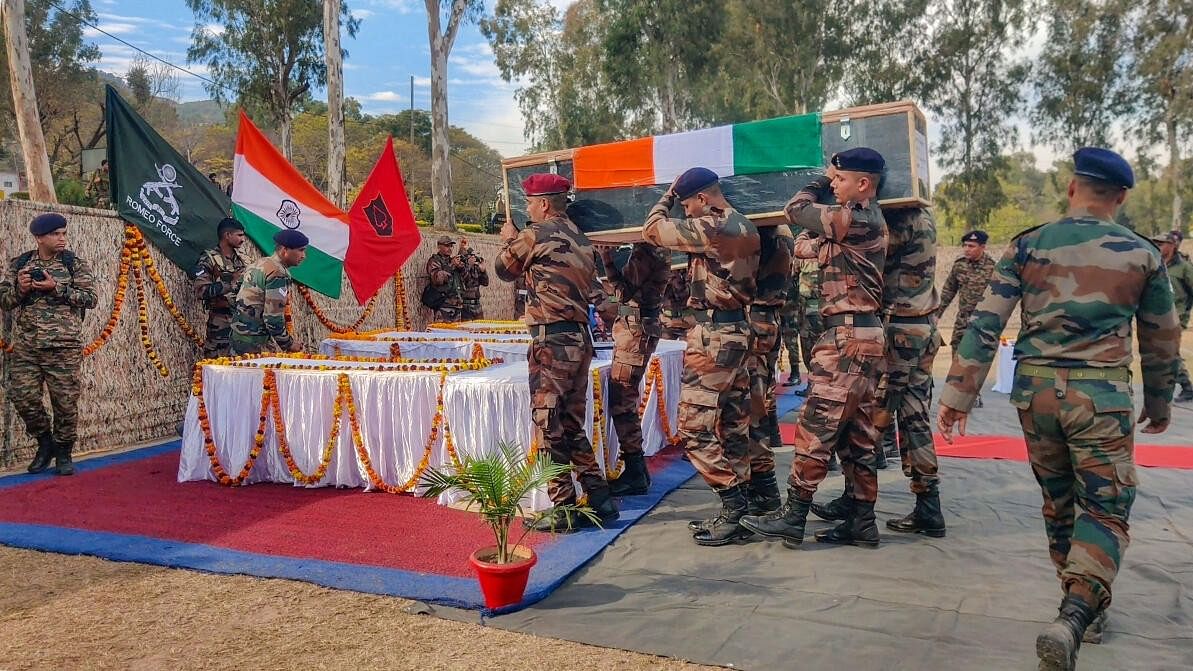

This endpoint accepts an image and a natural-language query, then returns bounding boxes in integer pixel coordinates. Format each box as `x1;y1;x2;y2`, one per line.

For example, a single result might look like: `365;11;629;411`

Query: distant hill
177;100;227;125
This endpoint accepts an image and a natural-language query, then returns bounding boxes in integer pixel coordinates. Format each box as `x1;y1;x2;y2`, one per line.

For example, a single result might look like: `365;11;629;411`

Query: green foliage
9;192;31;201
458;223;483;233
54;179;89;206
419;441;598;564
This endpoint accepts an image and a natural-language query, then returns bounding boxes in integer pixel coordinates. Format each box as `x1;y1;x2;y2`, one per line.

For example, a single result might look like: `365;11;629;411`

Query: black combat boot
815;500;880;548
27;432;56;474
1036;595;1098;671
692;486;752;546
810;480;854;522
1178;385;1193;402
875;445;888;469
1082;610;1106;644
526;504;582;533
746;470;782;515
739;489;811;548
882;425;899;458
886;490;946;537
609;453;650;496
54;441;75;476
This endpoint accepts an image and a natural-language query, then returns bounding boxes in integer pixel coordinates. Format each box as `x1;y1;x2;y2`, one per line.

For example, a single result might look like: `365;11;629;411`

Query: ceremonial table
992;339;1017;394
320;330;688;365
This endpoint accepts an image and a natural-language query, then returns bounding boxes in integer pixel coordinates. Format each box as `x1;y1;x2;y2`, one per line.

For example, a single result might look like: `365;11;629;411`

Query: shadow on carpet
0;442;694;613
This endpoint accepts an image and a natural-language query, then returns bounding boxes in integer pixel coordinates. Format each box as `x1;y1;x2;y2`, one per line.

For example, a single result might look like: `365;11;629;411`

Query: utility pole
2;0;56;203
324;0;345;207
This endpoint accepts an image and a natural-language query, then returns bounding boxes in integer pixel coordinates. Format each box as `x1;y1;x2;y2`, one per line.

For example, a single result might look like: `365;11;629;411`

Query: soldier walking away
229;230;308;355
496;173;618;531
599;242;670;496
0;213;98;475
424;236;464;322
643;167;760;547
193;217;248;358
938;148;1180;671
458;240;489;320
86;159;111;209
1154;231;1193;401
661;268;694;340
740;148;888;550
778;269;801;386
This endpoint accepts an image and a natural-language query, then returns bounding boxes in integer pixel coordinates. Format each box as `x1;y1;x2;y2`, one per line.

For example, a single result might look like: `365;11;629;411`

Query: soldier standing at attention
193;217;247;358
458;240;489;320
230;230;308;355
425;235;464;322
660;268;694;340
740;148;888;550
939;229;996;352
1154;231;1193;401
778;269;802;386
643;167;760;547
496;173;618;531
938;148;1179;671
0;213;98;475
599;242;670;496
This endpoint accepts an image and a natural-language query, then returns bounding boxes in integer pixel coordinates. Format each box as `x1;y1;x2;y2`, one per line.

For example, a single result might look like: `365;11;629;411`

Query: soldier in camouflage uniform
229;230;307;355
599;242;670;496
0;213;98;475
643;167;759;547
939;148;1180;671
513;273;529;319
661;268;694;340
741;148;888;550
794;258;825;394
458;240;489;320
193;217;247;358
939;229;996;351
777;271;801;386
86;160;110;209
425;236;464;322
1155;232;1193;401
496;173;618;531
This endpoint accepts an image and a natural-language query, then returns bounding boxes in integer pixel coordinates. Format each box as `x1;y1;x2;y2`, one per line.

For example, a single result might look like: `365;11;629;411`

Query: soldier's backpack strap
14;250;77;276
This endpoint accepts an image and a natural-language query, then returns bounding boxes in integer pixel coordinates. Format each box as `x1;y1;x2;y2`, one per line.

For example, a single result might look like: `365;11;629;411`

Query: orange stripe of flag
234;111;349;222
573;136;655;189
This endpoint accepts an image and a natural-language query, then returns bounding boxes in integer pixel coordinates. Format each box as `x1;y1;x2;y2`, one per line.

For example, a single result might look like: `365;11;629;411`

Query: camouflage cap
436;235;456;245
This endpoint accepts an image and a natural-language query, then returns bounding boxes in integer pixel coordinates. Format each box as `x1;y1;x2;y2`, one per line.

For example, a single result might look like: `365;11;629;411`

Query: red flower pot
469;545;537;609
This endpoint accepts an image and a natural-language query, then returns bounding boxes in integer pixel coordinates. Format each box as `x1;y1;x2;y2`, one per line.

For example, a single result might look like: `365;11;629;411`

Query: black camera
29;268;47;282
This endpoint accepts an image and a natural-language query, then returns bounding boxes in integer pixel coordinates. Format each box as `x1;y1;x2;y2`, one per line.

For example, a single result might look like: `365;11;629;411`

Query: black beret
30;213;67;236
831;147;886;174
1073;147;1134;189
961;230;989;244
674;167;720;200
217;217;244;235
273;229;309;249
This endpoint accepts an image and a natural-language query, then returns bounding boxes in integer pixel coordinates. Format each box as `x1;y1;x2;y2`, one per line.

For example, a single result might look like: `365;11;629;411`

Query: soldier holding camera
0;213;98;475
458;241;489;320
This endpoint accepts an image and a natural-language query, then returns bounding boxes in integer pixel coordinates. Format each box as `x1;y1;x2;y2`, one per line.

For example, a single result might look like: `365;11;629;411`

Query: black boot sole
814;530;880;548
692;528;753;546
1035;631;1077;671
55;467;75;476
738;518;804;545
27;463;53;474
885;521;946;537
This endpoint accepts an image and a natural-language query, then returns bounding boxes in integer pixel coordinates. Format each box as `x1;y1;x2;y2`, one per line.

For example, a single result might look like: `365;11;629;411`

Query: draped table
320;331;687;365
992;339;1017;394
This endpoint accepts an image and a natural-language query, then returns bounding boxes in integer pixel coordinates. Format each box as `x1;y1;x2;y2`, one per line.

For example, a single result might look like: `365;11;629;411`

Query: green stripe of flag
232;203;343;298
732;112;822;175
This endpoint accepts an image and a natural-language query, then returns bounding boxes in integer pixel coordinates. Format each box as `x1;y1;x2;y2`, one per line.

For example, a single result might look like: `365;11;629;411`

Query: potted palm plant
419;441;598;609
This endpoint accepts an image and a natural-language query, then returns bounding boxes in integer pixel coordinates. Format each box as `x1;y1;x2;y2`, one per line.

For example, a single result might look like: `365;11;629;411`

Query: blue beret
831;147;885;173
674;167;720;200
273;229;309;249
217;217;244;234
30;213;67;236
1073;147;1134;189
961;230;989;244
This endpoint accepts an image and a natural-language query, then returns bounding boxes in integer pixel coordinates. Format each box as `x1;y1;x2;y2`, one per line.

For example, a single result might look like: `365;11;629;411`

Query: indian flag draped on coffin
232;111;348;298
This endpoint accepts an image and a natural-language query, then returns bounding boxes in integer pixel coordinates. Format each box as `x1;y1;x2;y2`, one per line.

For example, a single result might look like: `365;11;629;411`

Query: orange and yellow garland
194;364;269;486
426;321;529;335
393;270;412;330
295;284;378;334
638;357;681;447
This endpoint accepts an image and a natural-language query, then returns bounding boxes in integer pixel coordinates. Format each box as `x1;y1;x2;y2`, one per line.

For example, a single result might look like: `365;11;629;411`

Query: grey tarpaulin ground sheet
441;455;1193;670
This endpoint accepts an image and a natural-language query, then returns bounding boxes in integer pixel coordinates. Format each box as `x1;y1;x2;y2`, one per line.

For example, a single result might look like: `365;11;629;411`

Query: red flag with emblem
345;136;422;304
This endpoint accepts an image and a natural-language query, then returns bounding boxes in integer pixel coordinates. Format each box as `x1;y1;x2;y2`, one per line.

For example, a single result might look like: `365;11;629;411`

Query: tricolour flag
345;136;421;305
232;111;348;298
571;113;822;190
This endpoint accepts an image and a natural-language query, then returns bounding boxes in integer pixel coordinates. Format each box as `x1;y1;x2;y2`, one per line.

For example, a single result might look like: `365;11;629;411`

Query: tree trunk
1166;112;1183;233
324;0;346;207
280;110;293;162
426;0;462;232
2;0;56;203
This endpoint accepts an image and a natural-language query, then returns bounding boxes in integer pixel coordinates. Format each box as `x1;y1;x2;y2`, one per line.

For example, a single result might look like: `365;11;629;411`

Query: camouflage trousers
9;346;84;444
679;320;753;490
462;301;484;321
778;308;801;376
1012;370;1137;611
797;300;825;371
608;317;661;457
787;323;886;502
528;327;606;503
1177;357;1190;388
434;305;463;323
203;309;234;358
884;318;941;494
947;307;977;350
662;311;695;341
747;310;781;474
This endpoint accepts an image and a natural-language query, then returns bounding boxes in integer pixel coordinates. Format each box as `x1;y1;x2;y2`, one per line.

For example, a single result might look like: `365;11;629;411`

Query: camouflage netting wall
0;200;514;466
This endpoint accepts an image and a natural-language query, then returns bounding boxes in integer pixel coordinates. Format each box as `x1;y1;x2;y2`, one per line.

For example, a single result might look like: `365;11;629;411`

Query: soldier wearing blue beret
229;229;309;354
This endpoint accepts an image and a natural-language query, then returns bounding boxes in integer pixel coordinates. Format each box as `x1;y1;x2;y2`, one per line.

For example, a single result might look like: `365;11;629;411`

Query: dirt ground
0;546;713;671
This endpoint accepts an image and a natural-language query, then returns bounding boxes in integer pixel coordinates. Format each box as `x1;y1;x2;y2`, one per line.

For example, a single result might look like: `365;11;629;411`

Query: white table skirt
992;340;1017;393
321;333;687;365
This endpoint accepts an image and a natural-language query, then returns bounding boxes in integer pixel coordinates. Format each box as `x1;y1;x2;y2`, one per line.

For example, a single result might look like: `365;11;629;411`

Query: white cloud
96;13;188;33
202;23;225;36
84;23;138;37
360;90;406;102
352;8;376;19
367;0;417;14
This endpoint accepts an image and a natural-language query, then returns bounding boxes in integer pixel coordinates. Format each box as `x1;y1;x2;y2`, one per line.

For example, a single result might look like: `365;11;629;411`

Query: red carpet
0;452;545;577
777;424;1193;469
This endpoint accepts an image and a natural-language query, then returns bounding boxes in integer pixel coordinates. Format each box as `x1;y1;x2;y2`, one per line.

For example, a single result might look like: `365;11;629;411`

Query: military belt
750;304;780;313
888;315;933;325
617;304;661;319
824;313;882;328
1016;363;1131;383
663;308;693;319
692;308;747;323
528;321;586;338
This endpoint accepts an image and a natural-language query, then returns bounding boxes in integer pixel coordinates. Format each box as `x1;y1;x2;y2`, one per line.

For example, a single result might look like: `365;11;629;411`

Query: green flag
106;85;228;271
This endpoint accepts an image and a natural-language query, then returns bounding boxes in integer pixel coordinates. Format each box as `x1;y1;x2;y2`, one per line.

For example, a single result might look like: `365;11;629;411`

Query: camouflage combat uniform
777;271;801;378
194;247;246;358
1163;251;1193;390
661;269;694;340
604;243;670;458
513;274;529;319
86;171;110;209
459;254;489;321
795;258;824;371
880;208;942;494
426;252;463;323
941;216;1180;613
748;225;795;473
784;177;887;505
229;254;295;354
643;196;759;492
495;215;608;506
938;251;996;350
0;251;98;447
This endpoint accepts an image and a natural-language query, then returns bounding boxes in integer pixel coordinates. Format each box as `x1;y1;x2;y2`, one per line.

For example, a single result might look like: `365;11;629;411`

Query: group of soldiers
424;235;489;323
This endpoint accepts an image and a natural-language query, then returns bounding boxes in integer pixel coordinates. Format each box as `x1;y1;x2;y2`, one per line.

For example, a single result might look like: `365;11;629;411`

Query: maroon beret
522;173;571;197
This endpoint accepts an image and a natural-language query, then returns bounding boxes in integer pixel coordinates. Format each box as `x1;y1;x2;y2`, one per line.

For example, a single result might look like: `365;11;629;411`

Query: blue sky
84;0;540;156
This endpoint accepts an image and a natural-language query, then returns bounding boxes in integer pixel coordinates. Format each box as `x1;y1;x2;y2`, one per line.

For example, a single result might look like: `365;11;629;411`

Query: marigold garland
389;342;402;359
638;356;681;447
136;232;203;347
351;370;451;493
284;300;295;337
331;331;531;344
590;369;624;478
131;247;170;377
0;338;13;354
296;284;378;333
393;270;412;330
272;369;340;485
194;363;269;485
426;321;528;335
